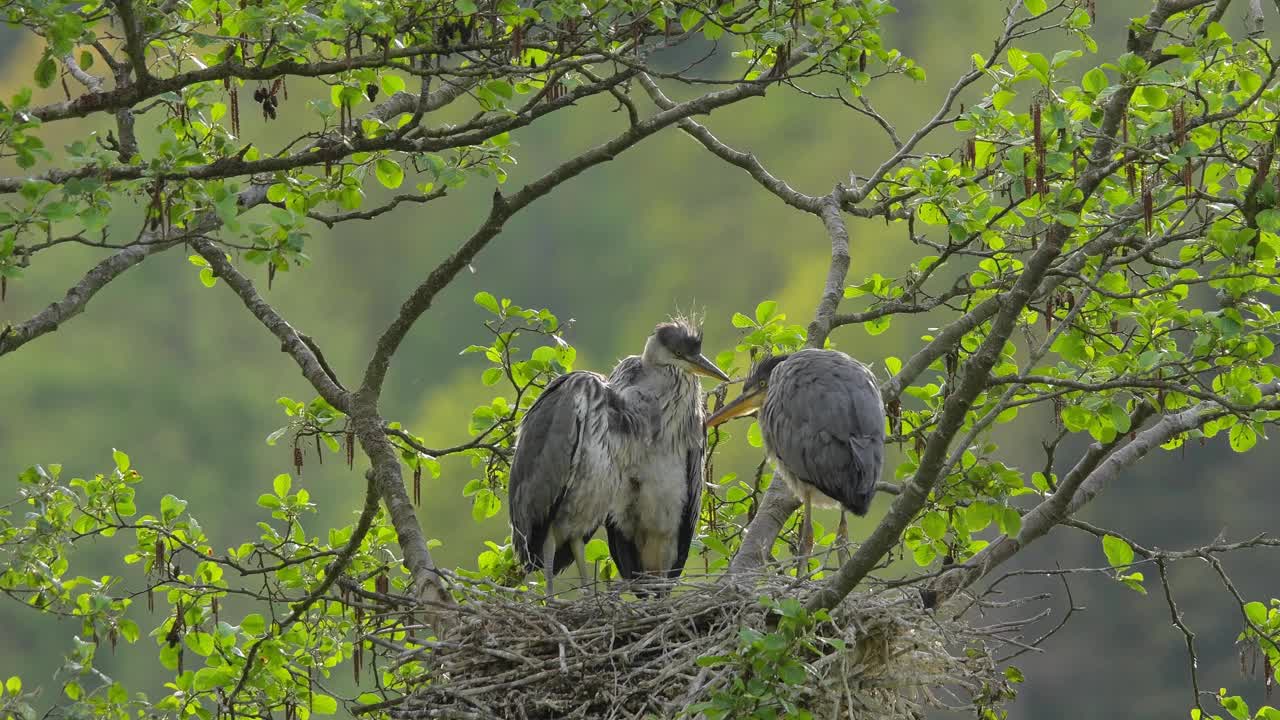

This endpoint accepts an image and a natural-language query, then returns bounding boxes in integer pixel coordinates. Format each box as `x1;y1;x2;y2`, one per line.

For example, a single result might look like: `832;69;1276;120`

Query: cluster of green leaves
687;598;840;720
830;4;1280;582
0;453;425;720
1194;691;1280;720
1;0;916;303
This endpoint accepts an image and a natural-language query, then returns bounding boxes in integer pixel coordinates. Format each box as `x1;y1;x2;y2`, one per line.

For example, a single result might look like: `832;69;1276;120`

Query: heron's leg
541;534;557;598
570;539;592;595
836;511;850;565
799;494;814;561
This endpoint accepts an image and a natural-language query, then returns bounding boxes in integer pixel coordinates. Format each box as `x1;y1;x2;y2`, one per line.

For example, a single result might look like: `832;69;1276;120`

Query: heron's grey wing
508;371;605;573
668;442;704;579
763;350;885;515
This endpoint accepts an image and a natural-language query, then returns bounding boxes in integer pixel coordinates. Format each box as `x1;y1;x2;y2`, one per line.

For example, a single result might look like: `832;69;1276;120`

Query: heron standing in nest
508;319;728;596
705;349;885;557
606;319;728;592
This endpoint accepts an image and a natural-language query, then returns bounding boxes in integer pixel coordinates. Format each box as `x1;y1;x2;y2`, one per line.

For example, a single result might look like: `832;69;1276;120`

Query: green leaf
731;312;754;328
274;473;291;497
1244;601;1268;626
1256;209;1280;233
34;55;56;88
241;613;266;635
6;677;21;695
755;300;778;324
474;292;500;314
381;74;407;96
965;503;993;532
257;493;281;509
1022;0;1047;15
472;488;500;522
374;158;404;189
312;695;338;715
864;315;891;336
1229;422;1257;452
921;511;947;540
998;506;1022;536
747;421;764;448
1102;534;1135;568
584;538;610;562
1082;67;1107;93
160;494;187;521
112;448;131;472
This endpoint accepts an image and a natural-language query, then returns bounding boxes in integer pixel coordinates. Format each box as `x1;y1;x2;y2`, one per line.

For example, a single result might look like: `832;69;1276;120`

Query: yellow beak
704;386;766;428
685;354;731;382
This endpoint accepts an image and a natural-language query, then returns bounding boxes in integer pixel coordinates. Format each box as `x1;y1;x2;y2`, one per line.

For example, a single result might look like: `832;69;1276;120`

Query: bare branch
636;73;822;213
190;238;351;412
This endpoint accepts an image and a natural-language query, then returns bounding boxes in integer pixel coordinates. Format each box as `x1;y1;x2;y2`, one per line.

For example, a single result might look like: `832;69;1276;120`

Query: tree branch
190;238;350;412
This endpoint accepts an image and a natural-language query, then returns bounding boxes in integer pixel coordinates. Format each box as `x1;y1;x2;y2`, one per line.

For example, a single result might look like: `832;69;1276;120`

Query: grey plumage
507;319;727;596
705;349;885;554
605;353;705;584
508;371;651;595
757;349;884;514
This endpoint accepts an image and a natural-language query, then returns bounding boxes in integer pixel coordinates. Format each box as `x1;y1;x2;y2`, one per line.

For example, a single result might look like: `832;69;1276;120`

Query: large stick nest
387;573;1021;720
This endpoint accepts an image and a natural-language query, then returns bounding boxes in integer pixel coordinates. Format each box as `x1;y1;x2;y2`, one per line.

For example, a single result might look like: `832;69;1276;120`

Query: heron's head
704;354;790;428
643;320;730;382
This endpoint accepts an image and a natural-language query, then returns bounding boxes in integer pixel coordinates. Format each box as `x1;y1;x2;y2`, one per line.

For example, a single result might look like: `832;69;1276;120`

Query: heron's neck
640;335;664;367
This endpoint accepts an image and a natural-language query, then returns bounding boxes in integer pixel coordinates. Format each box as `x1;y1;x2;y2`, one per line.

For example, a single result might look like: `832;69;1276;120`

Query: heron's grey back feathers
508;370;651;574
760;349;885;515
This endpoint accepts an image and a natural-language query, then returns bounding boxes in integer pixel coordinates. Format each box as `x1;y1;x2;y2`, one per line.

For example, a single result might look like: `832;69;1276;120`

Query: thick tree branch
0;230;196;358
357;78;768;400
933;382;1280;606
190;239;351;412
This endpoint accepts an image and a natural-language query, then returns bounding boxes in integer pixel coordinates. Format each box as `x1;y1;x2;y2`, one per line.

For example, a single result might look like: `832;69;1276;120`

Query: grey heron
508;320;727;596
605;320;729;591
705;349;885;557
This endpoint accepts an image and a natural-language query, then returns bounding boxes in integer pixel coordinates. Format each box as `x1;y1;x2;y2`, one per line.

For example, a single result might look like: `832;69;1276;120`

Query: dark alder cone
1110;316;1119;333
346;429;355;468
1;276;6;302
315;435;323;464
510;23;522;60
1142;172;1154;235
886;398;902;439
268;260;276;290
155;537;166;574
1033;102;1046;197
944;349;958;381
859;49;867;72
293;445;304;476
375;572;390;596
253;87;266;103
147;587;154;613
1124;113;1136;194
413;462;422;506
1086;0;1096;22
1045;296;1055;331
365;83;379;102
109;627;118;654
212;596;219;625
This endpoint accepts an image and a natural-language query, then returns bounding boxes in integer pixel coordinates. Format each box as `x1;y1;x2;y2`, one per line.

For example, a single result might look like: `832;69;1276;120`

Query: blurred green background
2;3;1278;717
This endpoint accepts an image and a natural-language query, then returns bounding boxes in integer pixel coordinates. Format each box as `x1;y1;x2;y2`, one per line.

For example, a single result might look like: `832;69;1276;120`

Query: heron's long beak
685;354;731;382
705;387;766;428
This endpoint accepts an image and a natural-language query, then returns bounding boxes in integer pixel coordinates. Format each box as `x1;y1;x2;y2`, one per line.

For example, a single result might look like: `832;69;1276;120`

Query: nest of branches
382;572;1023;720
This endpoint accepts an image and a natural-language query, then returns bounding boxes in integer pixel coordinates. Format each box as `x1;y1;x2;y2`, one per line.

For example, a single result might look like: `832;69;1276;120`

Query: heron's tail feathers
843;490;874;517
